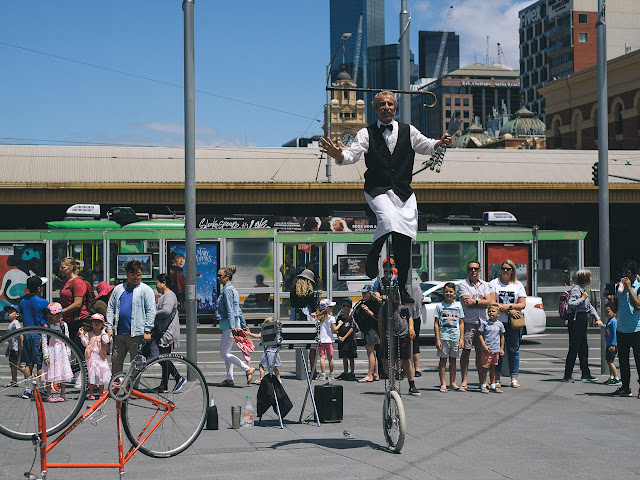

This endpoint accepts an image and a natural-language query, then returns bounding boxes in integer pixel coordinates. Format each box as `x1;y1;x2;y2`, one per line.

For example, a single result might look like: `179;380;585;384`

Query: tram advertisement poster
336;255;368;281
485;244;531;295
197;215;376;233
0;243;46;314
167;241;218;313
116;254;153;279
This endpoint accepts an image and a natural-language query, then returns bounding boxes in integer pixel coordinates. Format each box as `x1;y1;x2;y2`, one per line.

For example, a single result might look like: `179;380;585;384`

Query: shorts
463;322;480;350
480;351;500;369
318;343;334;357
412;319;421;354
383;334;411;360
19;333;43;367
606;346;618;363
8;350;19;365
260;349;282;369
437;339;460;358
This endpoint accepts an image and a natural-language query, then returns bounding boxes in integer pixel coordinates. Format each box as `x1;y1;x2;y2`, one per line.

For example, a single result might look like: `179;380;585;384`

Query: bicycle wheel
382;389;406;453
0;326;87;440
121;354;208;458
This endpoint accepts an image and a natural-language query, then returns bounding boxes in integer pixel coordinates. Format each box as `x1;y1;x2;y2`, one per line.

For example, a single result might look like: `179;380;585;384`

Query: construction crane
433;5;453;78
442;51;449;76
485;36;490;64
352;13;363;86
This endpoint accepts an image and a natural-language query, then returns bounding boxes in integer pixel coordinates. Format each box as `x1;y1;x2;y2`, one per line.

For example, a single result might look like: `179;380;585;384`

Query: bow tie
379;123;393;133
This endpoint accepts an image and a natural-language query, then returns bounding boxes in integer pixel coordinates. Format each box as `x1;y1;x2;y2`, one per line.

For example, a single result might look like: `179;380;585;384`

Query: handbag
508;310;526;329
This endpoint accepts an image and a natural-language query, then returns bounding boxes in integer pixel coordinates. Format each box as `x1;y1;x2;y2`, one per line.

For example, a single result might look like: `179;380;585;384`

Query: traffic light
592;162;599;186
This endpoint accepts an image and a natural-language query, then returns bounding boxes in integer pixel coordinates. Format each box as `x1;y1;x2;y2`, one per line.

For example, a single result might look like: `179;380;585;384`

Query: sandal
511;380;521;388
358;376;374;383
246;367;255;385
439;386;449;392
459;385;468;392
252;379;261;385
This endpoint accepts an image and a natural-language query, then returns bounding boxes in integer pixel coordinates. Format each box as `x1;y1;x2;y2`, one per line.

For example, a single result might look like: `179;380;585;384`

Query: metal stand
299;348;321;426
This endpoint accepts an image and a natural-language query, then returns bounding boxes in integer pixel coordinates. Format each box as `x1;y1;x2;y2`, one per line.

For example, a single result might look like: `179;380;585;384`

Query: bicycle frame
34;385;174;479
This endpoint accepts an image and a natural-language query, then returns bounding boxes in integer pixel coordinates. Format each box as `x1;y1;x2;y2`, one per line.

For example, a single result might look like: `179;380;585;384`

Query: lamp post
325;32;352;183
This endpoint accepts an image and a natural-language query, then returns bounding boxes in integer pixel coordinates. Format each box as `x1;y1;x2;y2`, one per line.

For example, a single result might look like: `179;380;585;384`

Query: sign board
336;255;369;281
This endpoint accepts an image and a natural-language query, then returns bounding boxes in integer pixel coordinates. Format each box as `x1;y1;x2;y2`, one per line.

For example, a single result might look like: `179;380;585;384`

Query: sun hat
47;302;63;314
95;281;114;298
297;269;316;283
319;299;336;310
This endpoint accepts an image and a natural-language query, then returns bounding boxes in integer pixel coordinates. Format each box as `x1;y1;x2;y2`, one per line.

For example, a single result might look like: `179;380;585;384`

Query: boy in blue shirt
434;282;464;392
478;303;505;393
597;302;621;385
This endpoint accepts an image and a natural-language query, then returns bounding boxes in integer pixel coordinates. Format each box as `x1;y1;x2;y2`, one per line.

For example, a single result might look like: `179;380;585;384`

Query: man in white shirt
321;91;452;304
458;261;491;390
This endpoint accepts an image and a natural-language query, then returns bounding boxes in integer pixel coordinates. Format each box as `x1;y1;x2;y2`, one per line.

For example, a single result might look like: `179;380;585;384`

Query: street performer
320;90;452;304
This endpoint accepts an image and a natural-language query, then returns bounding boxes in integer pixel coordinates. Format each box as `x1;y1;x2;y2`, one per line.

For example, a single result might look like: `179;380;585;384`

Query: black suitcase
314;384;343;423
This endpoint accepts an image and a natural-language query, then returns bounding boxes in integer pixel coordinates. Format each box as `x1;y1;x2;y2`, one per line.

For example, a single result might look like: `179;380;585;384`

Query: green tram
0;219;586;326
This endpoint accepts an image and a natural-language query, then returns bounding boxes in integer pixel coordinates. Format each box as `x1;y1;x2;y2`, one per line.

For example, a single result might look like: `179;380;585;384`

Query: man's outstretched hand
437;133;453;149
320;137;343;162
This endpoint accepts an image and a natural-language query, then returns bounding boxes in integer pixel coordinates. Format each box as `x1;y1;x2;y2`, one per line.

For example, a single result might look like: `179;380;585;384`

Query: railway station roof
1;145;639;204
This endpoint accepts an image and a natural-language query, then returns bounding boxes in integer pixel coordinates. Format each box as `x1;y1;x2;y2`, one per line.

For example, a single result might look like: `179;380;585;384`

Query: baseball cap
361;285;374;292
3;304;19;314
319;299;336;310
90;313;105;323
47;302;64;314
26;276;48;292
382;258;395;265
341;298;353;306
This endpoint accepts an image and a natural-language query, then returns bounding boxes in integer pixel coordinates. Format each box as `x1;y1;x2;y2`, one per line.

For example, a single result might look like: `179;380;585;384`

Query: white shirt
319;315;336;343
458;277;490;323
339;120;438;165
488;278;526;324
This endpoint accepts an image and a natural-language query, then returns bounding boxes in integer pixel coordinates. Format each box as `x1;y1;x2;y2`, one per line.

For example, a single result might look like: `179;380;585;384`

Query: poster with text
485;244;531;295
167;242;219;314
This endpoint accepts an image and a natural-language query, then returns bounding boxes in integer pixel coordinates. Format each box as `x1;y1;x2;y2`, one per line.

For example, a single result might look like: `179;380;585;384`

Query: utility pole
596;0;609;375
399;0;411;123
183;0;197;367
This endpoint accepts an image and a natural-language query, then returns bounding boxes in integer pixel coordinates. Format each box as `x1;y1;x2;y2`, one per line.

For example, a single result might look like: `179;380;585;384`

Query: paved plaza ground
1;332;639;480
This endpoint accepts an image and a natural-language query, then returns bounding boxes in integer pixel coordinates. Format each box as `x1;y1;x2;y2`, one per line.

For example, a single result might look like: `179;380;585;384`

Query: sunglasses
217;273;227;278
501;266;513;271
467;267;480;271
128;273;143;278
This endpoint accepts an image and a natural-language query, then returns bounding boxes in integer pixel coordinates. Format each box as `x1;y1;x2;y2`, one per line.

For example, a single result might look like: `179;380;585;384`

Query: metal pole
399;0;411;123
596;0;609;374
183;0;197;366
326;63;332;182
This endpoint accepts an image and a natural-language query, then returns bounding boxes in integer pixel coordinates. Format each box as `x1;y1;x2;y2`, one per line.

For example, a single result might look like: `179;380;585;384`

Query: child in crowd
434;282;465;392
4;305;22;387
478;303;506;393
80;313;112;400
336;298;358;380
316;299;338;381
253;317;281;385
42;303;73;402
597;302;621;385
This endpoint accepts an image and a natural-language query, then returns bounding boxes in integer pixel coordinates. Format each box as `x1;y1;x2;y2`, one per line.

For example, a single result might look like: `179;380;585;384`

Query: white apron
365;189;418;243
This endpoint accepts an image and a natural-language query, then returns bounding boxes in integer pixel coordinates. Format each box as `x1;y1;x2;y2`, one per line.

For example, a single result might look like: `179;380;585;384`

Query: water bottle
242;394;254;427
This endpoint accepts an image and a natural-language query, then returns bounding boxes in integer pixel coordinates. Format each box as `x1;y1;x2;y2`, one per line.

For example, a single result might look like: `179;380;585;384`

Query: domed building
452;123;490;148
324;65;366;148
480;106;546;149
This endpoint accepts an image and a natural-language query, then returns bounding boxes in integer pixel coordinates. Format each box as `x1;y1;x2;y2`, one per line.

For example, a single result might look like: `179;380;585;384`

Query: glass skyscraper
418;31;460;79
330;0;385;122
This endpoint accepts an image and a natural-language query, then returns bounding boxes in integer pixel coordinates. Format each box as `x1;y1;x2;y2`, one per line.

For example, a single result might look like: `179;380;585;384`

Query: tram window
433;241;477;280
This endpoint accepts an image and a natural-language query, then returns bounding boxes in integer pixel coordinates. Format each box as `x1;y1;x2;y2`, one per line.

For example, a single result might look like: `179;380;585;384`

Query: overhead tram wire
0;41;322;123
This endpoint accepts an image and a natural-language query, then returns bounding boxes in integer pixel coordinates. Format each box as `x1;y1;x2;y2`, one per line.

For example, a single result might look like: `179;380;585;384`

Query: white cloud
411;0;539;70
129;122;253;147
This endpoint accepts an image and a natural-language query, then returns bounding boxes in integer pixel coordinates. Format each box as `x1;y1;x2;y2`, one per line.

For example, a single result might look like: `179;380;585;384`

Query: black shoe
365;248;379;279
612;386;633;397
580;375;598;382
399;288;415;305
561;377;574;383
408;386;421;396
414;370;422;377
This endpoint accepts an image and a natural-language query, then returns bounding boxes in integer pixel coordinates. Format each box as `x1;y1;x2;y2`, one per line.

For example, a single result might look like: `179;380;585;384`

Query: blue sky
1;0;535;148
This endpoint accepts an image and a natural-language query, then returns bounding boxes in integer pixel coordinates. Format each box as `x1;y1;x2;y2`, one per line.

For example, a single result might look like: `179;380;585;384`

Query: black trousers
617;330;640;390
371;232;412;288
563;312;591;379
158;345;180;388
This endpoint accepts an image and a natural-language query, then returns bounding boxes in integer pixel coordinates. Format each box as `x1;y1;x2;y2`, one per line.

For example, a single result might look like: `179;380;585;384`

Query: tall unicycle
381;240;406;453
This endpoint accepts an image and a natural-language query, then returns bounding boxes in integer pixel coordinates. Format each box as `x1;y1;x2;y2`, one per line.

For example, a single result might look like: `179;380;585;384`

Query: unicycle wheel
382;389;406;452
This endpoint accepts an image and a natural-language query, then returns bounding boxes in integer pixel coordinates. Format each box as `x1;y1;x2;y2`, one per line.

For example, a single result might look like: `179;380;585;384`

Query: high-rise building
519;0;640;123
329;0;385;88
366;44;419;122
418;31;460;79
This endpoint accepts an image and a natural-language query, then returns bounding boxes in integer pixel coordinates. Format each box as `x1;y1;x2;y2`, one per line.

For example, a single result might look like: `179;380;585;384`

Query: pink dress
81;331;112;386
42;322;73;383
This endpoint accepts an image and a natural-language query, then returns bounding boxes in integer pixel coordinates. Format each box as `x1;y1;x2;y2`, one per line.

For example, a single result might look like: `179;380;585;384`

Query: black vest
364;122;415;202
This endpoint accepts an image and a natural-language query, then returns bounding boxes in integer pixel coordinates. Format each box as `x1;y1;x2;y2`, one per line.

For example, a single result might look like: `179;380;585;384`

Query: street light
325;32;352;183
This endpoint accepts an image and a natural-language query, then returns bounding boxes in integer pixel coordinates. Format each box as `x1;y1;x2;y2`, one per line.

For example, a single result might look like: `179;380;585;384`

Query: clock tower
324;65;366;148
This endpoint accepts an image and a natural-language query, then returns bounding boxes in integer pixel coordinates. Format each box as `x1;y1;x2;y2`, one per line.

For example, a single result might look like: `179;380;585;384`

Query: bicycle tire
121;354;208;458
0;326;87;440
382;389;406;453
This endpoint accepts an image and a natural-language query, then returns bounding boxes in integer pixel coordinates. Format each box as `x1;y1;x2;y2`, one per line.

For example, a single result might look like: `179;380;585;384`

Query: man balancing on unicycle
321;90;452;304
